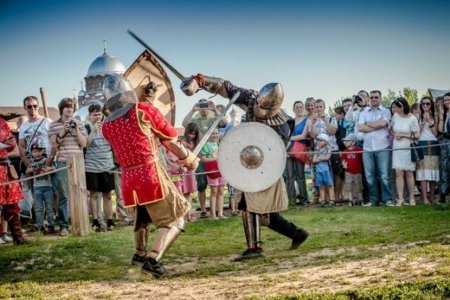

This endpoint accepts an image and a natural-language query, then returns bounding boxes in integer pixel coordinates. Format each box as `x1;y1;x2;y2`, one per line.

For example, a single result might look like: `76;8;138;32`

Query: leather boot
268;212;309;250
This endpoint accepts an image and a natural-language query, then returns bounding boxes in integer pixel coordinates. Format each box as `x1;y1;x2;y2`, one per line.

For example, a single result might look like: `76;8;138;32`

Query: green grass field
0;204;449;299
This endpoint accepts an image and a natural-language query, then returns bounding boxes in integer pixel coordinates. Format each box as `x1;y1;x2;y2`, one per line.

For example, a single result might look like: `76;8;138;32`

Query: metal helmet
253;83;284;119
103;74;137;113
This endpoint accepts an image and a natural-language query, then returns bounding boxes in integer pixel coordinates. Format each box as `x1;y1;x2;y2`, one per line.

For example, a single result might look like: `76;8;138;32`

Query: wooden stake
67;155;91;236
39;87;49;118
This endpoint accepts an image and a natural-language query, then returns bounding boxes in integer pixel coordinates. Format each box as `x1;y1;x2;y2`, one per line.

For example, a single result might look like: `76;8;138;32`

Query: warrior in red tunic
0;117;25;244
101;75;199;277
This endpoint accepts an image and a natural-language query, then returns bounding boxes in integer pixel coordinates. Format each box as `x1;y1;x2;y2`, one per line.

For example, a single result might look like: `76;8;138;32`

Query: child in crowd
162;147;184;194
312;134;335;207
199;128;226;220
179;122;200;222
341;133;363;206
25;139;54;233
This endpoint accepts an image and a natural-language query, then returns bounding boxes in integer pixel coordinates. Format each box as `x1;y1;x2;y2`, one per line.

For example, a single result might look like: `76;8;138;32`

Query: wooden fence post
67;155;91;236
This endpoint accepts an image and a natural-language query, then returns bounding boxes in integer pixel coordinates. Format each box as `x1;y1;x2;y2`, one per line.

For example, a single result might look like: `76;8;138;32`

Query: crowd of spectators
285;91;450;208
1;90;449;245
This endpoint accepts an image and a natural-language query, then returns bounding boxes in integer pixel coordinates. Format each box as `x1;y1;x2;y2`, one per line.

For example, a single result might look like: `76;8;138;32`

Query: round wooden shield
124;50;176;125
218;122;286;192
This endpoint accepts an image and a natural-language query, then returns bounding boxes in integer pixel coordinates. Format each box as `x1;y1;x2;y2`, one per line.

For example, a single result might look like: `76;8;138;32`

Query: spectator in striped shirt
49;98;87;236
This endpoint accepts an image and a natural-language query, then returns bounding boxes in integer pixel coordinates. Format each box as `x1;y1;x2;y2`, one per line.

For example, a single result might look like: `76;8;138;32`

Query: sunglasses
421;102;431;106
26;105;38;110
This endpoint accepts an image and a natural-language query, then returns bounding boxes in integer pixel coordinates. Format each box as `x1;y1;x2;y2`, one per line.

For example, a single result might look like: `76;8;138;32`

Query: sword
127;29;186;81
193;92;240;156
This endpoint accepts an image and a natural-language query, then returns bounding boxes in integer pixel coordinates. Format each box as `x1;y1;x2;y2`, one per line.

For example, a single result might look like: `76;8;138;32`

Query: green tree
382;89;396;108
327;99;342;116
403;87;418;105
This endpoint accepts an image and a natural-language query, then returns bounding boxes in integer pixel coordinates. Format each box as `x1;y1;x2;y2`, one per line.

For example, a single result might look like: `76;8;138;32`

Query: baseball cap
316;133;329;142
342;133;358;142
198;99;209;108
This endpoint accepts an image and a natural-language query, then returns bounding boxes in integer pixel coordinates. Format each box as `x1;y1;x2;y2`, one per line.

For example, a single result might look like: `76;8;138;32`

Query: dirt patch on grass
33;244;449;299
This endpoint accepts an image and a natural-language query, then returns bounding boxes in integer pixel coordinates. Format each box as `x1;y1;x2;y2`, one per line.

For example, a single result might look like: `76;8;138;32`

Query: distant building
78;40;126;107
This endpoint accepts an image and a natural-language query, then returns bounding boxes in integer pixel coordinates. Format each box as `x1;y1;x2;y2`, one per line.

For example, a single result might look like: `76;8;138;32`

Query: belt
122;158;157;172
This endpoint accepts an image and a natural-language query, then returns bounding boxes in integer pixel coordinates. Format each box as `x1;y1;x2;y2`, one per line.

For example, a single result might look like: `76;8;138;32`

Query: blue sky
1;0;449;125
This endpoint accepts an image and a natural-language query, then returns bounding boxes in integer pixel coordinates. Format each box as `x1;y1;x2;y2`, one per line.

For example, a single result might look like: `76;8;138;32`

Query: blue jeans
54;162;69;229
363;148;393;204
34;186;55;228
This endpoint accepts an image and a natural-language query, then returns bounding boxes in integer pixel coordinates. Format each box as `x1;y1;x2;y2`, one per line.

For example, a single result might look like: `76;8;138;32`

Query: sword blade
127;29;186;81
193;92;240;156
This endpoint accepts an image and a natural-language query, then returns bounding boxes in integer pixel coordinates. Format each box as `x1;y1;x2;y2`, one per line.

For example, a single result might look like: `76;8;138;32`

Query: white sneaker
0;238;5;244
1;234;13;243
59;228;69;236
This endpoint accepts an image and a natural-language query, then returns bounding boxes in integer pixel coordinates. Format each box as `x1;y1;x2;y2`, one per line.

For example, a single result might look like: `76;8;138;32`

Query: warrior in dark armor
182;74;309;260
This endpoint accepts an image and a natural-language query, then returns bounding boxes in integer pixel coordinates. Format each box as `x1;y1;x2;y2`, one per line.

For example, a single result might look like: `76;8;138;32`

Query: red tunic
102;103;179;207
0;118;23;206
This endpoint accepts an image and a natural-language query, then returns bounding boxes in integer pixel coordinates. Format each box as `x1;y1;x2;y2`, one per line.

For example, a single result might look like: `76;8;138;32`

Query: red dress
102;103;179;207
0;118;23;206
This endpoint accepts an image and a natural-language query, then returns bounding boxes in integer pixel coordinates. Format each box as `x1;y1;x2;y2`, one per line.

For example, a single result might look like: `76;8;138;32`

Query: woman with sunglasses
390;97;420;206
437;93;450;203
416;97;439;204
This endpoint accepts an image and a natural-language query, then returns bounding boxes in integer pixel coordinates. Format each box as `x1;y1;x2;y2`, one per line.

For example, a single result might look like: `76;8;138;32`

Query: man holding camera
182;99;219;138
49;98;87;236
345;91;371;203
182;99;220;218
345;90;369;144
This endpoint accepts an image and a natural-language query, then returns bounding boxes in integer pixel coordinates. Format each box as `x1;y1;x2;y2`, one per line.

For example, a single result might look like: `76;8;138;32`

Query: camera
353;95;363;106
69;120;77;129
199;103;209;109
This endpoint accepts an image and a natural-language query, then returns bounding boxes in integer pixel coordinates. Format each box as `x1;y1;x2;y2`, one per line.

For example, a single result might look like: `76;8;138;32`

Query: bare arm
345;106;355;122
290;119;310;142
325;120;337;135
309;123;318;138
75;126;87;148
18;138;30;168
312;153;320;163
182;109;196;128
366;119;388;130
357;123;372;133
437;114;445;133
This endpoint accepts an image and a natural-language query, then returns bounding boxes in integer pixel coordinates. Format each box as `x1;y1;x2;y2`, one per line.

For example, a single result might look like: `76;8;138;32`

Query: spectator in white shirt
358;90;394;206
